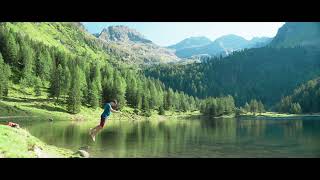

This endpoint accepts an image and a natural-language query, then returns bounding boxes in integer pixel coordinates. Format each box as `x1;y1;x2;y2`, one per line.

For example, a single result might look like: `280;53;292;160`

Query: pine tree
258;100;265;114
36;49;52;82
158;105;165;115
142;89;151;117
1;31;18;67
250;99;259;115
34;77;42;96
112;70;127;108
61;65;71;99
164;88;174;111
88;63;102;108
0;53;11;98
290;103;302;114
89;79;100;108
244;102;250;113
19;42;35;86
49;61;62;101
0;53;4;98
125;75;138;107
67;65;82;114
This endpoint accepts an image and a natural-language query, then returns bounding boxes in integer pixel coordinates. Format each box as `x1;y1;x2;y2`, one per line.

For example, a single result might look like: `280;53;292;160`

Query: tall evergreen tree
258;100;265;114
0;53;11;98
290;103;302;114
34;76;42;96
19;42;35;86
67;65;82;114
250;99;259;115
244;102;250;112
35;49;52;82
1;30;18;67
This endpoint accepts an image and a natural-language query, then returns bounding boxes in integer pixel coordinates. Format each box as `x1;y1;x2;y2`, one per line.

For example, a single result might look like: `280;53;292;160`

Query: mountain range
167;35;273;58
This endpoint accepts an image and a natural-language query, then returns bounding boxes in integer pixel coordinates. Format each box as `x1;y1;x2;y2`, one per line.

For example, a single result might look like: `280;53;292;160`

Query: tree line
240;99;265;115
200;95;235;116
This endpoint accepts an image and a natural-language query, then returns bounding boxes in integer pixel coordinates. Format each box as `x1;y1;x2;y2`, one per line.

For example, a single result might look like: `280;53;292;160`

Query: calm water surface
4;117;320;157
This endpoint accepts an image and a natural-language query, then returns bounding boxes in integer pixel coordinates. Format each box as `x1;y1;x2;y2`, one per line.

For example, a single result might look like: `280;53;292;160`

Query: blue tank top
101;103;111;118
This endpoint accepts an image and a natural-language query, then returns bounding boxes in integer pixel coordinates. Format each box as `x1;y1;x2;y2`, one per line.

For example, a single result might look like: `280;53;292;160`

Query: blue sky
82;22;285;46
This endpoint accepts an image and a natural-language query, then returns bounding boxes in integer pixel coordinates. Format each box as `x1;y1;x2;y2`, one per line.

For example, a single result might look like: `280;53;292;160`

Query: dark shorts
100;116;108;127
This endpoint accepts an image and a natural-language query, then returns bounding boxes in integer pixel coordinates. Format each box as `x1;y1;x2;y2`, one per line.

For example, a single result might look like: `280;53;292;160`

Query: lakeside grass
1;83;202;123
239;112;320;119
0;125;77;158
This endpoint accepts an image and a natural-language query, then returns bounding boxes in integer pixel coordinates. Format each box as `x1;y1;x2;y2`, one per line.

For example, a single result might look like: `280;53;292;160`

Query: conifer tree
67;65;82;114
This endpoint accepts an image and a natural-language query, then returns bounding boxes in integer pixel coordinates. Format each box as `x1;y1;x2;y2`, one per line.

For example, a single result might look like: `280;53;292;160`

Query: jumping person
89;100;121;141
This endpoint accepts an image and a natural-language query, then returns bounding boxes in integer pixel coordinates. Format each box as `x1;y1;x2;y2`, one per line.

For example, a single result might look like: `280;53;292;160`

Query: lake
4;116;320;157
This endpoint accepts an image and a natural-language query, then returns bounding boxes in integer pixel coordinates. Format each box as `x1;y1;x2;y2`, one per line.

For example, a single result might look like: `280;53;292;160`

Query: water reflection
6;117;320;157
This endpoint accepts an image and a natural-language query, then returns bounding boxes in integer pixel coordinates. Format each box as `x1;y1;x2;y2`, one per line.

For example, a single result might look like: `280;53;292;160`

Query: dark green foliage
49;64;63;101
34;77;42;96
158;105;165;115
249;99;259;115
0;28;18;67
258;100;265;114
0;53;11;98
289;103;302;114
19;40;35;87
87;62;101;108
35;49;52;82
244;102;250;112
200;95;235;116
277;77;320;113
67;65;82;114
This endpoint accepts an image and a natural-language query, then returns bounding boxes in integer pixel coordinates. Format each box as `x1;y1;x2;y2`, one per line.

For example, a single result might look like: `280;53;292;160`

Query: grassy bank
0;125;77;158
0;84;148;122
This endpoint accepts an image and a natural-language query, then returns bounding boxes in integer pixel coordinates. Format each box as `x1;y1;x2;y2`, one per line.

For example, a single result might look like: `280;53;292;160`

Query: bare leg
89;117;108;142
90;125;100;135
90;125;104;142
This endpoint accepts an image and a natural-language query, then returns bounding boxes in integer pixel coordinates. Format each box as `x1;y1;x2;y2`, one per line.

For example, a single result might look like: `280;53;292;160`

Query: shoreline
0;125;79;158
238;112;320;120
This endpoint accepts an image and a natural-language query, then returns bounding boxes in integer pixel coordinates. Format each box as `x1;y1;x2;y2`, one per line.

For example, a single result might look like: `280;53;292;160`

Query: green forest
144;46;320;112
276;77;320;113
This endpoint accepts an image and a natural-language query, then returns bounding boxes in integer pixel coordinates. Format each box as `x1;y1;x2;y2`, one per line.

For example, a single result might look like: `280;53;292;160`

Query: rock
75;150;90;158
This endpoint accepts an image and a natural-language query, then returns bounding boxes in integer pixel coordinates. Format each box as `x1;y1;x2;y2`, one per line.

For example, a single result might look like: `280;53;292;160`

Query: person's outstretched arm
110;106;121;113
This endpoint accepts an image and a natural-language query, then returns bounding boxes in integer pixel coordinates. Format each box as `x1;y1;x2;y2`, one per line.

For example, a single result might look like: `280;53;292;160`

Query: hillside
3;22;108;60
96;25;181;64
144;46;320;107
277;77;320;113
0;22;200;118
270;22;320;48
